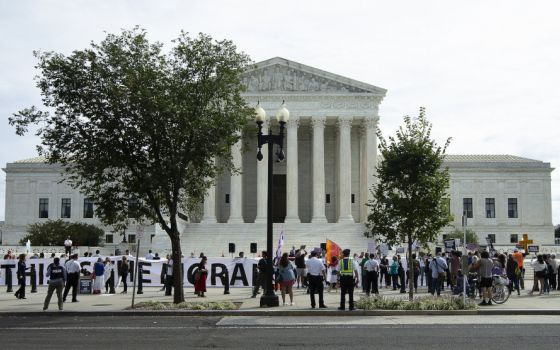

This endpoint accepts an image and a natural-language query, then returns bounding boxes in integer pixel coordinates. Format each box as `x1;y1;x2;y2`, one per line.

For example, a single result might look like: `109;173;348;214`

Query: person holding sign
194;256;208;297
15;254;27;299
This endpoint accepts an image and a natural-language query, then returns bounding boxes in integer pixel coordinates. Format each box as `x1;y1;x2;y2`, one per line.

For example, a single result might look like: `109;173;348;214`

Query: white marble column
311;116;327;223
255;122;268;223
337;116;354;222
359;116;379;222
285;116;300;223
201;182;217;223
228;137;244;223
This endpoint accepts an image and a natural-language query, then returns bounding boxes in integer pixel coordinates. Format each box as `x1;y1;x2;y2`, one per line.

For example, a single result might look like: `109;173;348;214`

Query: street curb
1;309;560;317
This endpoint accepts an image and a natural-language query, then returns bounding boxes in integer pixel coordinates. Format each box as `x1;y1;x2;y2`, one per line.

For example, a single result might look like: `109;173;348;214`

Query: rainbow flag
325;239;343;263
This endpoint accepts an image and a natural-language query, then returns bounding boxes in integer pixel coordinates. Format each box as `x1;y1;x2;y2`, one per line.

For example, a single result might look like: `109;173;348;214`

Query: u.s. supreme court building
2;58;555;255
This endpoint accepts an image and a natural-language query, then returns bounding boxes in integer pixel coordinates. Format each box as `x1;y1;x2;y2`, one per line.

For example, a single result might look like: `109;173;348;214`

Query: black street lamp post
255;101;289;307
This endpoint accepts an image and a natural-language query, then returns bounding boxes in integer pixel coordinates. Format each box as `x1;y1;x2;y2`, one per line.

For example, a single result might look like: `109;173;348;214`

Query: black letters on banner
2;264;15;291
211;263;228;286
230;263;249;286
38;263;44;285
139;262;151;284
28;264;37;292
186;263;199;285
252;264;258;287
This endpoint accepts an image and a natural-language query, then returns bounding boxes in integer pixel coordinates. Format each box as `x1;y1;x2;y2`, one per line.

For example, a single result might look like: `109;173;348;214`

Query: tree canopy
20;220;104;246
365;107;452;299
446;228;479;244
9;28;253;302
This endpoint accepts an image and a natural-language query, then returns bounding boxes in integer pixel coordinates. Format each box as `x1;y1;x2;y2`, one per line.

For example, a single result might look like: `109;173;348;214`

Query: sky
0;0;559;225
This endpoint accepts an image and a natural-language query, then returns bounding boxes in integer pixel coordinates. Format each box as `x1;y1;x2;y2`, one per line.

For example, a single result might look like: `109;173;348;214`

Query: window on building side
508;198;518;218
351;194;355;204
463;198;473;218
488;234;496;244
485;198;495;218
61;198;71;218
105;234;114;244
510;234;518;243
326;194;331;204
128;198;140;219
225;194;230;204
39;198;49;218
128;234;136;244
83;198;94;218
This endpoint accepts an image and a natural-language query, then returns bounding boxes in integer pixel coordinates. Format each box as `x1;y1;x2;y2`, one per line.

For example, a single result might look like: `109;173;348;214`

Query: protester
449;251;460;288
306;250;327;309
194;256;208;297
252;251;267;298
63;254;80;302
379;255;390;288
397;255;406;293
120;256;129;294
549;254;558;290
429;251;448;297
294;247;307;289
506;254;520;295
425;254;433;294
15;254;27;299
363;253;379;296
92;257;105;294
337;249;359;311
512;248;525;289
472;250;493;305
359;253;369;292
43;257;67;311
104;257;116;294
278;253;296;306
327;256;339;292
409;253;421;293
146;250;154;260
165;256;173;296
64;237;72;255
389;256;399;290
530;255;547;295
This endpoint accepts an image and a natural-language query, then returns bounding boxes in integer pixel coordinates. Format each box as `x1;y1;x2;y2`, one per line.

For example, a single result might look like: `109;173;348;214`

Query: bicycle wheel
491;284;510;304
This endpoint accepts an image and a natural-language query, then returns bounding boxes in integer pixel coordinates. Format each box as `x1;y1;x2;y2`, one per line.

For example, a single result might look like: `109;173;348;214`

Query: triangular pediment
242;57;386;95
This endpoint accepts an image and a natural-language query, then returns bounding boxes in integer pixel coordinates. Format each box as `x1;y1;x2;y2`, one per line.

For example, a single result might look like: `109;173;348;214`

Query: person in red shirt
512;248;525;289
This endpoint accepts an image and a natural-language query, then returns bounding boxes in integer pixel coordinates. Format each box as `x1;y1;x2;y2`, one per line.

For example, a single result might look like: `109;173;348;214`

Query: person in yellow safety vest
336;249;360;310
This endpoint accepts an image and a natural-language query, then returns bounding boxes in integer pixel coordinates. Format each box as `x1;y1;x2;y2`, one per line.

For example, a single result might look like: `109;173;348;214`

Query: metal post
260;127;279;307
462;213;467;308
131;239;140;308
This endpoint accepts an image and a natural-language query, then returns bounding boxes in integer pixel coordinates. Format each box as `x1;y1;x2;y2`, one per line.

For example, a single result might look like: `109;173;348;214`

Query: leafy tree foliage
10;28;253;303
445;228;479;244
365;107;452;300
20;220;104;246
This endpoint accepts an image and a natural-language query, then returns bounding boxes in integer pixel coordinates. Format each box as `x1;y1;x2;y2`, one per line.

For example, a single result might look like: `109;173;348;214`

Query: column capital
311;115;327;126
362;116;379;128
286;115;300;128
337;116;353;130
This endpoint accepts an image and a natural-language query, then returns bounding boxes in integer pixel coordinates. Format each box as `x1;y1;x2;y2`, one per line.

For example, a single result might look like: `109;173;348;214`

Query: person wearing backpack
429;251;448;297
506;254;520;295
408;253;421;293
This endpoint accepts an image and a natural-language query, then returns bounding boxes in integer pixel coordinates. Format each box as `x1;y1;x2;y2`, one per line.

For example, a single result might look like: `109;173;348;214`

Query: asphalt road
1;316;560;349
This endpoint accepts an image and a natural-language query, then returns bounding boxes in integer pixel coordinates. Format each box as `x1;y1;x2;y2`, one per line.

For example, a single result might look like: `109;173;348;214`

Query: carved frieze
243;65;369;93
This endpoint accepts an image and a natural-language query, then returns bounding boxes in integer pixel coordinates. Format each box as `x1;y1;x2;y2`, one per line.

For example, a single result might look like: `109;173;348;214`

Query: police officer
337;249;359;311
43;257;67;311
306;251;327;308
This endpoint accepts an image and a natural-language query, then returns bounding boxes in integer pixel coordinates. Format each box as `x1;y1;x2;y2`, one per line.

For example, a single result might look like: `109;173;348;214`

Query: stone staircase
151;222;369;257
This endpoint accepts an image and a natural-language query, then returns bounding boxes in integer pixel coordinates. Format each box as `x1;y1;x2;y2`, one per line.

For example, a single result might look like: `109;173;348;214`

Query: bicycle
491;274;511;304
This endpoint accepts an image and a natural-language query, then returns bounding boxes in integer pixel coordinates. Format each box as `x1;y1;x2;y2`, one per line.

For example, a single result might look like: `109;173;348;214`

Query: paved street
1;315;560;349
1;282;559;313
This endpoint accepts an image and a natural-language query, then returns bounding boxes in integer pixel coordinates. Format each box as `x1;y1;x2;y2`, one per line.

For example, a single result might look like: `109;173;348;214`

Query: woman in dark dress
15;254;27;299
194;257;208;297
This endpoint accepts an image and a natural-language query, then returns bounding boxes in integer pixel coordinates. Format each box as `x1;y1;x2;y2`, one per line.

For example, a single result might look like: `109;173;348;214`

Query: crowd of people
3;244;560;311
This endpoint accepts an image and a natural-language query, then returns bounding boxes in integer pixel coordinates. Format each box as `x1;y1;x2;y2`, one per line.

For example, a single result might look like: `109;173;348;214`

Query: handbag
435;259;446;281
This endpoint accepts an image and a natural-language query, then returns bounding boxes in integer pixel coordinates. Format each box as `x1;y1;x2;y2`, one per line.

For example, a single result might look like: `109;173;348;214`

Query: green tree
365;108;452;300
445;228;479;244
9;28;252;303
20;220;104;246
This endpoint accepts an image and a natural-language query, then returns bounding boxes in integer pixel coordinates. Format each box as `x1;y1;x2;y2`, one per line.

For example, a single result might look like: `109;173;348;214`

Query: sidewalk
1;282;559;316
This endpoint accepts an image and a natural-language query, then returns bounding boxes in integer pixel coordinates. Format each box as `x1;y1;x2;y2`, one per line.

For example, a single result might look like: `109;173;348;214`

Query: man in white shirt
64;237;72;255
305;251;327;309
63;254;81;302
363;253;380;296
146;250;154;260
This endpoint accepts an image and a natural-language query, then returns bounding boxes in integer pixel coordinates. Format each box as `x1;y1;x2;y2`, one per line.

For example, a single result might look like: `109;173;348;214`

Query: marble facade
1;58;555;256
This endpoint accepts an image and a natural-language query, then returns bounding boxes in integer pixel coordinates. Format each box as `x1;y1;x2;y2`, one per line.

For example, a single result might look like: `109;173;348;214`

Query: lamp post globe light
255;101;289;307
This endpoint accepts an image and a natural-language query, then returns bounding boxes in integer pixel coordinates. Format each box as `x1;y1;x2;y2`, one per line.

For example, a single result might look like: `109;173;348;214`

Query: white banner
0;256;260;288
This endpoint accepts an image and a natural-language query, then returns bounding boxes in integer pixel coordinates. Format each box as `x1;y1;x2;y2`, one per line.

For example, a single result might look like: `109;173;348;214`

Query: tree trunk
408;236;414;301
170;232;184;304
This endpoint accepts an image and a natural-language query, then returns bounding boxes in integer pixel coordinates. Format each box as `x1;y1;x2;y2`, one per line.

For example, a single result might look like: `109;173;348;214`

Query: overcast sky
0;0;559;225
